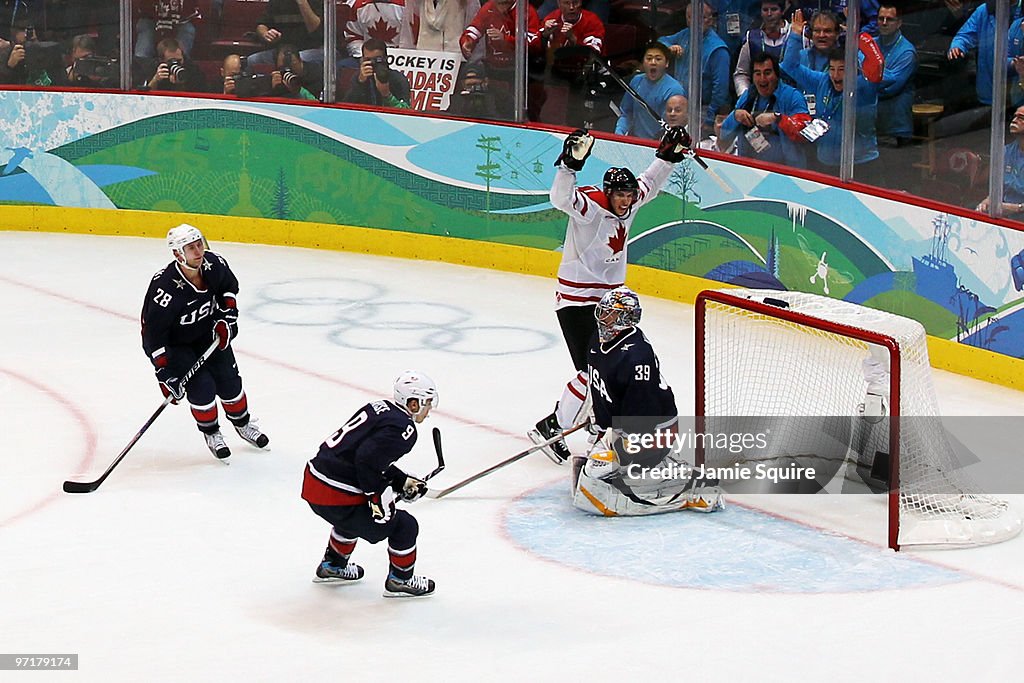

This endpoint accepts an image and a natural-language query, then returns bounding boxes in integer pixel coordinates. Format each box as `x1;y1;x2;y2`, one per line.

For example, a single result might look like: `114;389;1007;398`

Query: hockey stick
587;53;732;193
424;426;446;481
62;339;221;494
429;422;587;499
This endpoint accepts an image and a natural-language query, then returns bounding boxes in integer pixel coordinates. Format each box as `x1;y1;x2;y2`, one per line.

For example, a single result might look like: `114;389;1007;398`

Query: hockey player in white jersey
571;287;724;516
529;125;693;463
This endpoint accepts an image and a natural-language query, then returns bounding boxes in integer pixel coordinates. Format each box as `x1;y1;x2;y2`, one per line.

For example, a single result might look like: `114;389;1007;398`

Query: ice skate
235;418;270;449
383;573;435;598
313;560;365;584
204;430;231;459
527;411;571;464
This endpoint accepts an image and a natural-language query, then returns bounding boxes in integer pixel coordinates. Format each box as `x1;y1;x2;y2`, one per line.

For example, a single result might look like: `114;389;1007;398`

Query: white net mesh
700;288;1021;549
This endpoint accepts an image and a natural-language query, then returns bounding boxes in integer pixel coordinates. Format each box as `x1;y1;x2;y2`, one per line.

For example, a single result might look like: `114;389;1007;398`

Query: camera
165;58;187;81
74;56;117;81
369;55;390;82
280;68;301;90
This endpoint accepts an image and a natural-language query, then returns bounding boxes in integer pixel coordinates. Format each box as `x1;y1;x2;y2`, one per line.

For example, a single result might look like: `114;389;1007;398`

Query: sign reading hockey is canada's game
387;48;461;112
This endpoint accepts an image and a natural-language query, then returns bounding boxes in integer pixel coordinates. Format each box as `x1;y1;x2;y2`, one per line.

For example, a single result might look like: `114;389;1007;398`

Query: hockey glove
554;128;594;171
655;126;692;163
388;466;428;502
155;365;185;402
213;300;239;351
396;475;428;503
213;319;235;351
368;488;396;524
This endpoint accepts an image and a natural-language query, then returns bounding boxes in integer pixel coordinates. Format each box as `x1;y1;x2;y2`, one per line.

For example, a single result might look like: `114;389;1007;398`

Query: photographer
0;21;61;86
343;38;411;109
146;37;207;93
446;62;513;120
64;34;117;89
270;44;319;100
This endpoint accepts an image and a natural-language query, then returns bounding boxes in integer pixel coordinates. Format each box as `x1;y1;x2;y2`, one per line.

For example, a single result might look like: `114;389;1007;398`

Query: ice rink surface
2;231;1024;681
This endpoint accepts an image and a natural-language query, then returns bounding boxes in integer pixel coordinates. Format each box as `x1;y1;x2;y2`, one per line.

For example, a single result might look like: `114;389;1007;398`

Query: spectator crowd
1;1;1023;213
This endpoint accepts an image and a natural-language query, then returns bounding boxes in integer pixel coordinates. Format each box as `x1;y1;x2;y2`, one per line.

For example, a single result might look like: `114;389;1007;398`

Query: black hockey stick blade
62;339;220;494
430;422;586;499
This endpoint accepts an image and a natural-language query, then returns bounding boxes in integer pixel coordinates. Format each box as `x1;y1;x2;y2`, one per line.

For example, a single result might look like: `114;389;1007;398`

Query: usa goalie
572;287;725;517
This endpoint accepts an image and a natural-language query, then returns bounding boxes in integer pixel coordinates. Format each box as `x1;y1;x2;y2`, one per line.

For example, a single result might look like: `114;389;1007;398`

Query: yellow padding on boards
6;204;1023;392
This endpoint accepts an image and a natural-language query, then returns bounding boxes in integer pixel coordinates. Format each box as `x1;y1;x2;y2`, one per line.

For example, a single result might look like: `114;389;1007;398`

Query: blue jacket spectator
616;43;686;139
661;2;731;131
875;4;916;140
948;1;1023;105
720;53;811;167
1010;17;1024;106
711;0;761;58
793;1;880;36
977;105;1024;216
782;29;881;167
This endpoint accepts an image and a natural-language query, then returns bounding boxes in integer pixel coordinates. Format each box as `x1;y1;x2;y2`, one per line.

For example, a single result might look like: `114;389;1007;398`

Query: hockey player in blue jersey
141;224;270;460
572;287;724;516
302;371;438;598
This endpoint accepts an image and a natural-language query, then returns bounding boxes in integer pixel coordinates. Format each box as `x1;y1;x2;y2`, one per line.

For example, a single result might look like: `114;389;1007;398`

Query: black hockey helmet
603;167;639;195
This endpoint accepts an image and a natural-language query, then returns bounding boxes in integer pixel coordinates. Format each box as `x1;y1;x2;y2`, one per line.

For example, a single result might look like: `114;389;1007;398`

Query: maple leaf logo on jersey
369;17;400;45
605;222;627;263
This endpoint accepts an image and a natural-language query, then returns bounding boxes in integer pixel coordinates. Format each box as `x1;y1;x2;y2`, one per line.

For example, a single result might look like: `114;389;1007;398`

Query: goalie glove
554;128;594;171
655;126;692;163
368;488;396;524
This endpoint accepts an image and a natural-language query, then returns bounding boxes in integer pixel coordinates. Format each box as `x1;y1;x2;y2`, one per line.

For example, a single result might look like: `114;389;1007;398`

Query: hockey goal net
696;288;1021;550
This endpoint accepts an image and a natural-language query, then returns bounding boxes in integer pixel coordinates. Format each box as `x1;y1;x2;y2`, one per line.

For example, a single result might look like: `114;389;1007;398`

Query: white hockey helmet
167;223;206;269
393;370;438;421
595;286;642;342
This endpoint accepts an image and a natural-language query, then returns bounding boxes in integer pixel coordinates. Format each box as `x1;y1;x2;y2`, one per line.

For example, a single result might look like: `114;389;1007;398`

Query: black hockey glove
397;476;428;502
389;467;428;502
368;488;396;524
554;128;594;171
155;365;185;402
655;126;692;163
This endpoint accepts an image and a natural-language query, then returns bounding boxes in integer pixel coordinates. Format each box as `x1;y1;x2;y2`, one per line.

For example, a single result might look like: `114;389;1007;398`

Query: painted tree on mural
667;163;700;223
273;168;289;220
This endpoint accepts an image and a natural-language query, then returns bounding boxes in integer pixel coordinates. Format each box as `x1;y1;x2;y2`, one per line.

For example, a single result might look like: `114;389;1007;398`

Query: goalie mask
595;286;641;342
394;370;438;422
167;223;208;271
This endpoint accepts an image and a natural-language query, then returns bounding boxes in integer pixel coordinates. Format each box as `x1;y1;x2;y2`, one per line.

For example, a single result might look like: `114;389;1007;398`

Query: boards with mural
1;90;1023;360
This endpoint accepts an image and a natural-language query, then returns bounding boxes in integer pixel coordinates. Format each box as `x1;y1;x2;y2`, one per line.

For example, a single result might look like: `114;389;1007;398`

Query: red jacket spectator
344;0;406;58
460;0;540;71
541;1;604;55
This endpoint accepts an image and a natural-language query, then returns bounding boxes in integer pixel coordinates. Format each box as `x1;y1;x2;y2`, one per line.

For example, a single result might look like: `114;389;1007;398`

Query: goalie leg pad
572;465;726;516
